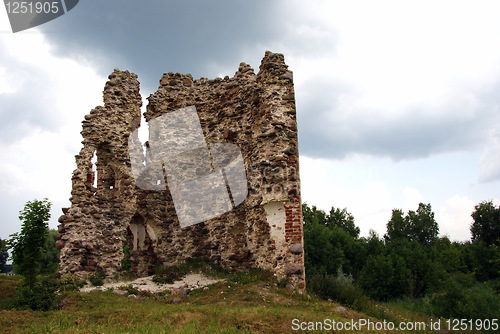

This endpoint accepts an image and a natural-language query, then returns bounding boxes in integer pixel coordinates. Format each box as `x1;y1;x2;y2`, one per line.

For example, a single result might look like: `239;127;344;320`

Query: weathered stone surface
284;263;303;275
59;51;305;292
289;243;303;254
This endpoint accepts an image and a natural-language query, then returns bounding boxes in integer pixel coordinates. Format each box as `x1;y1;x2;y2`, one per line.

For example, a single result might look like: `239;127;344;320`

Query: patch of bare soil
80;273;221;294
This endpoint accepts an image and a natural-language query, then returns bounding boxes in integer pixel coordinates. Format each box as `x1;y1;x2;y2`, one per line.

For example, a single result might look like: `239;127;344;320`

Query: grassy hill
0;273;456;334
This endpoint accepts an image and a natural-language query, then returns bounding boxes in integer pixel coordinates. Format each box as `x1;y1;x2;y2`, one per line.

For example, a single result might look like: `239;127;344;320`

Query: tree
8;198;51;288
39;229;60;274
385;209;409;243
358;254;395;300
327;207;360;238
385;203;439;246
470;201;500;246
302;203;327;226
303;219;343;275
408;203;439;245
0;238;8;273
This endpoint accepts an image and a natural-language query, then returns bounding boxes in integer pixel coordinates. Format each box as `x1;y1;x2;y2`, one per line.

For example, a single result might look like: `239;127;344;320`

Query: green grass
0;273;456;333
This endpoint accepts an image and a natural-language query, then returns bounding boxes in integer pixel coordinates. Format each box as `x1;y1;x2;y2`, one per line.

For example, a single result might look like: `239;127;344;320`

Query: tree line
2;198;498;317
303;201;500;319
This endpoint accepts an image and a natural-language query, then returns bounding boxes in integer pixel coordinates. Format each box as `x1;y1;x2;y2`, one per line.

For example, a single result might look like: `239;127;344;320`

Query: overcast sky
1;0;499;243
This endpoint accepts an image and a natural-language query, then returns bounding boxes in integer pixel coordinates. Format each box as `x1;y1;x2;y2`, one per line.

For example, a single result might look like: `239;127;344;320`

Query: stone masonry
57;51;305;291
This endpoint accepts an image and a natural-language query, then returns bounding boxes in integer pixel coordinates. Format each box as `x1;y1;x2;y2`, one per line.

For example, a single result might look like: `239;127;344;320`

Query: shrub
276;277;290;288
152;271;183;284
10;277;59;311
427;280;500;320
89;269;106;287
59;274;86;293
307;273;369;310
121;241;131;272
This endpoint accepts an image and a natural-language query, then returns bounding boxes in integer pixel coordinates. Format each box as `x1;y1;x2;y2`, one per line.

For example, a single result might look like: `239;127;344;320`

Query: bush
10;277;59;311
59;274;86;293
89;269;106;287
307;273;369;310
152;271;183;284
121;241;131;272
427;279;500;320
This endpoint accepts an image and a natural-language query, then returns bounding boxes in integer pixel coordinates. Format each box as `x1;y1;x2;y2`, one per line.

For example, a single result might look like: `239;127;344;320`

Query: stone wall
57;51;305;291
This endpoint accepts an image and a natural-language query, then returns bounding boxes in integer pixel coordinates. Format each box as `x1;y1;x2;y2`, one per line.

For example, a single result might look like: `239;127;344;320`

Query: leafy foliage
0;238;8;273
425;275;500;320
303;201;500;321
470;200;500;246
9;277;59;311
121;239;131;272
7;198;51;288
307;273;368;310
302;203;365;278
39;229;60;275
89;269;106;286
385;203;438;245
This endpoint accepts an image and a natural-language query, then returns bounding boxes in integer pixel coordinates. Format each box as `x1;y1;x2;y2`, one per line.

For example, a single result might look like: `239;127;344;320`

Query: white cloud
0;67;16;94
479;130;500;182
286;0;500;162
0;30;105;238
1;0;499;246
402;187;425;211
436;195;476;241
289;0;500;114
351;181;392;238
300;155;392;237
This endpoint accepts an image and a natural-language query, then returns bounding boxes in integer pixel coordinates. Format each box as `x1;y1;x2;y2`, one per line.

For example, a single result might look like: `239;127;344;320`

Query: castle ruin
57;51;305;291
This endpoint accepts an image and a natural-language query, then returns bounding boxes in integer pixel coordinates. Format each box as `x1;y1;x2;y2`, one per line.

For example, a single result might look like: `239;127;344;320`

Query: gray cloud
39;1;338;91
297;76;500;161
8;0;500;165
0;51;62;143
39;0;290;91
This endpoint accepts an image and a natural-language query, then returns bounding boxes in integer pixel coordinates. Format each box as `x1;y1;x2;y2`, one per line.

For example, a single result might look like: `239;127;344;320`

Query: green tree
385;203;438;246
358;254;394;300
385;209;409;243
364;230;385;257
0;238;8;273
470;200;500;246
408;203;439;245
302;203;327;225
8;198;51;288
326;207;360;238
39;229;60;274
302;203;365;277
387;238;439;297
303;220;343;275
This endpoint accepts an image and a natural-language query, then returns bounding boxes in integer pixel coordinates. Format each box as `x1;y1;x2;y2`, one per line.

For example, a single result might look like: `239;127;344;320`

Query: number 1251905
5;1;59;14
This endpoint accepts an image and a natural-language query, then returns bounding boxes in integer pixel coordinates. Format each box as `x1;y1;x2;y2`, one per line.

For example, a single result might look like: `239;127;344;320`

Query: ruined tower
57;51;305;291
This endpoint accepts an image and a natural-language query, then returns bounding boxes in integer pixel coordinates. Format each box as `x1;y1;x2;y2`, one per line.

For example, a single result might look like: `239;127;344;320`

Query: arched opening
127;213;158;276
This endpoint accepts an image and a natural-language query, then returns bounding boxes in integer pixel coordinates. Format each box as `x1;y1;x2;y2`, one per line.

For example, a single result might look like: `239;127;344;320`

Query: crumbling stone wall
58;51;305;291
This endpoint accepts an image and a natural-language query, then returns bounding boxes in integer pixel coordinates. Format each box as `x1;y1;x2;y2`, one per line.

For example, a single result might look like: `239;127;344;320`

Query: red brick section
284;202;303;244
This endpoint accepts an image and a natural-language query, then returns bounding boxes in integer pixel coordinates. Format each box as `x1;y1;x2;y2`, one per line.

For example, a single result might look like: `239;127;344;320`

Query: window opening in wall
91;151;98;189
